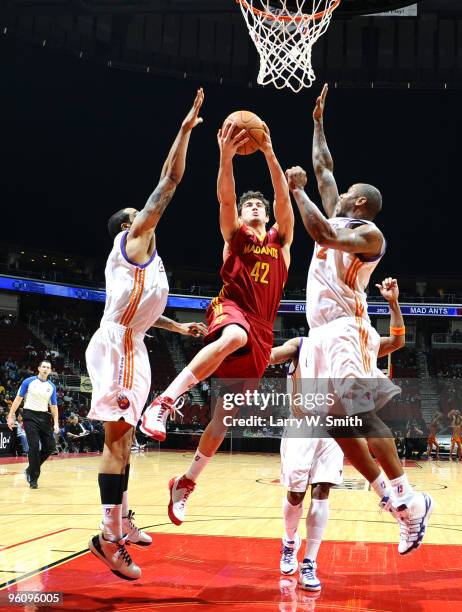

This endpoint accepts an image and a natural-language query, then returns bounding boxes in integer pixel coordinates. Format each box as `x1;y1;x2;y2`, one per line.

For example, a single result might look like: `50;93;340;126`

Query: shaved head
354;183;382;220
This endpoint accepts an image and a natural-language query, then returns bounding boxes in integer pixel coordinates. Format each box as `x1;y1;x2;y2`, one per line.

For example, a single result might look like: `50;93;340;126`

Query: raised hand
259;122;273;155
217;120;249;159
182;88;205;132
285;166;308;191
313;83;328;122
375;277;399;302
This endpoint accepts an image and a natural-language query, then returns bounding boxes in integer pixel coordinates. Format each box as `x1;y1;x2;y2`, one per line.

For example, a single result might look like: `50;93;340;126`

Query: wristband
390;326;406;336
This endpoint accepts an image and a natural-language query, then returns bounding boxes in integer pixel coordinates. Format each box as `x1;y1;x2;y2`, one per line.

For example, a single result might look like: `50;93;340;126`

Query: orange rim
236;0;341;23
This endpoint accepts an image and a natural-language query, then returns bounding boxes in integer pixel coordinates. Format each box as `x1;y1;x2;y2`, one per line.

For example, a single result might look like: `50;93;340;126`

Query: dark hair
39;360;51;368
356;183;382;219
238;191;270;216
107;208;131;239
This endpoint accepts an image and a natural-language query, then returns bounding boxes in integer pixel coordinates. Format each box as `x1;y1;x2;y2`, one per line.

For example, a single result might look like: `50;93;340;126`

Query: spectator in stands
4;357;15;371
0;407;6;424
65;413;90;452
16;414;29;454
81;415;103;452
393;429;405;458
405;417;428;459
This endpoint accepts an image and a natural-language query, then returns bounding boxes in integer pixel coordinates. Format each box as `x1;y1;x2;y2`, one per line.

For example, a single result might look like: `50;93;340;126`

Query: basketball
224;110;265;155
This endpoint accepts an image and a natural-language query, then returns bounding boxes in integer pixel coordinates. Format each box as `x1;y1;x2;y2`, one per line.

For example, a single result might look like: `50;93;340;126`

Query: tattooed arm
125;89;204;263
152;315;207;337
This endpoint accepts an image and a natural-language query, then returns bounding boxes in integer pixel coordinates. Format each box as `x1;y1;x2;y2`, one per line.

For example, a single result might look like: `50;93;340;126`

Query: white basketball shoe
168;475;196;525
299;558;321;591
392;492;434;555
140;395;174;441
122;510;152;546
88;534;141;580
279;534;301;575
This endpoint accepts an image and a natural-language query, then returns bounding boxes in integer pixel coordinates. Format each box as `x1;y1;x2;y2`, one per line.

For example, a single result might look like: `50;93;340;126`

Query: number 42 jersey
217;224;288;324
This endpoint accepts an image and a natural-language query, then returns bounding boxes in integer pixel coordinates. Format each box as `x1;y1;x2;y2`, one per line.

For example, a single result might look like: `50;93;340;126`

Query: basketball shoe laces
157;398;183;424
156;403;172;424
115;538;133;567
300;560;316;581
396;506;421;544
281;543;296;565
178;479;195;509
125;511;141;537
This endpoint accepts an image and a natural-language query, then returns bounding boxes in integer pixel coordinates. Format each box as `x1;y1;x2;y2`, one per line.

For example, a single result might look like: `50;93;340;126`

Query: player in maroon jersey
141;118;293;524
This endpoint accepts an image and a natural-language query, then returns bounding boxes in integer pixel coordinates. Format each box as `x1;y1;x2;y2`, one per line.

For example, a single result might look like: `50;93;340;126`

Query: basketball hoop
236;0;341;92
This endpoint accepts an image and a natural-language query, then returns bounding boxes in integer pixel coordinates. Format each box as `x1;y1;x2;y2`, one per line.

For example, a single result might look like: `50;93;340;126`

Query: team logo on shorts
117;393;130;410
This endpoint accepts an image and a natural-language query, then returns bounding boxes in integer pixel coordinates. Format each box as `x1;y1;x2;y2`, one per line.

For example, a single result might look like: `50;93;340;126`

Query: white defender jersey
101;230;169;334
306;217;385;329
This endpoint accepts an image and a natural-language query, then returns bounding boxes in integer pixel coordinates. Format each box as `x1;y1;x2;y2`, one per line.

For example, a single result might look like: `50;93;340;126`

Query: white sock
185;449;212;482
305;499;329;561
390;473;414;506
163;367;199;403
283;497;303;542
122;491;129;518
370;471;392;500
102;504;122;541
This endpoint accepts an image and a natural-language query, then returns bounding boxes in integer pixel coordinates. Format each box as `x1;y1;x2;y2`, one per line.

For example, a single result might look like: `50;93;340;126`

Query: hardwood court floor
0;450;461;610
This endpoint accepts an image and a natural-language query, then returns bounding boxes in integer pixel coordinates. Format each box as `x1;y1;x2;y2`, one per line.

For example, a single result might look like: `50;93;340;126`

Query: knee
287;491;305;506
311;483;331;500
218;327;247;355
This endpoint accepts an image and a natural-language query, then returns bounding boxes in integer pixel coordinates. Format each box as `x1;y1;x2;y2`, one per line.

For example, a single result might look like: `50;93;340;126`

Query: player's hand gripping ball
223;110;266;155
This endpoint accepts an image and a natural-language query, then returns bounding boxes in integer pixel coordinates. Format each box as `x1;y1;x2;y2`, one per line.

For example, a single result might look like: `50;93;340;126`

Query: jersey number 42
250;261;269;284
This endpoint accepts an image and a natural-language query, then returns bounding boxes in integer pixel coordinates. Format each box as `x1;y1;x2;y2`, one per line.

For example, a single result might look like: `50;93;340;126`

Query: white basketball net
237;0;341;93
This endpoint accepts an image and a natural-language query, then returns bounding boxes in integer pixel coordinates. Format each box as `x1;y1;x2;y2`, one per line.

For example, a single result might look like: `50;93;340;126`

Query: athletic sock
283;497;304;542
390;473;414;507
305;498;329;561
98;473;124;541
185;449;212;482
370;470;392;500
163;368;199;404
122;464;130;518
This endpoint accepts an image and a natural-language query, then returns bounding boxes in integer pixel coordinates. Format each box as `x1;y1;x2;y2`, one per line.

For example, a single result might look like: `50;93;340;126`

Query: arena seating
0;322;47;368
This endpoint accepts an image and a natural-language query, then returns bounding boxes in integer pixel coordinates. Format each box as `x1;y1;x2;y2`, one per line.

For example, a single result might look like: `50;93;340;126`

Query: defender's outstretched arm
130;88;205;238
312;84;340;218
376;278;406;357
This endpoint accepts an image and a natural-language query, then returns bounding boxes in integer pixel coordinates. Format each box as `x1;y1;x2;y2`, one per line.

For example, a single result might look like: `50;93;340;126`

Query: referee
7;360;59;489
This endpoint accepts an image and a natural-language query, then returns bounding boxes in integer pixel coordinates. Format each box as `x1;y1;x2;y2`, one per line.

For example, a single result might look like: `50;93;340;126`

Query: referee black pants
23;409;56;482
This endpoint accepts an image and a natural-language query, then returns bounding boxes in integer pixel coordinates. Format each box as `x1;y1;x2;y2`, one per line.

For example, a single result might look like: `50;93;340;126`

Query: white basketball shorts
303;317;401;415
281;435;344;492
86;322;151;428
